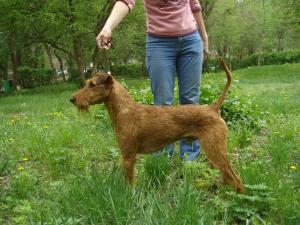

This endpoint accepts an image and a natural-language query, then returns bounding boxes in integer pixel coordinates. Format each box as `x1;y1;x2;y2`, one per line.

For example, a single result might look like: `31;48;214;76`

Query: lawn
0;63;299;224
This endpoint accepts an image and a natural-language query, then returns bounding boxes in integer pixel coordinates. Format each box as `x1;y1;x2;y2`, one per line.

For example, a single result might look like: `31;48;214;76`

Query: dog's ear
96;74;113;86
90;79;96;87
104;75;113;86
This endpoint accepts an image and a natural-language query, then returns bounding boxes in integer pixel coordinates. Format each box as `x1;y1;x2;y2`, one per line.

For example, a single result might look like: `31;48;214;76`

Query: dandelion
18;166;25;171
8;119;15;126
22;157;29;161
53;111;63;117
290;165;297;171
46;111;63;118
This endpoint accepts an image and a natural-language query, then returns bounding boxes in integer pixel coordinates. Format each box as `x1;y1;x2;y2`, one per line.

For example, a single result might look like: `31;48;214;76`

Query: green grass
1;63;299;224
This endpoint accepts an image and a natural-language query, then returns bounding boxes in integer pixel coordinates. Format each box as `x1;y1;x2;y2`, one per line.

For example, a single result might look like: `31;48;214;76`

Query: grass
0;63;300;224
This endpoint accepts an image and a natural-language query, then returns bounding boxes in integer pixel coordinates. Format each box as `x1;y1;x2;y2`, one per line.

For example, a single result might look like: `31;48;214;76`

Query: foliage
208;51;300;72
224;184;275;223
1;0;299;85
111;64;146;77
208;0;300;60
17;66;54;88
201;78;265;131
0;33;9;80
109;1;146;65
242;51;300;66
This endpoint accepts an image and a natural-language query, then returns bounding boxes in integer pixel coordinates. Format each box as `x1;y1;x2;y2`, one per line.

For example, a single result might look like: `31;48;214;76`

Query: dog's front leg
121;153;137;185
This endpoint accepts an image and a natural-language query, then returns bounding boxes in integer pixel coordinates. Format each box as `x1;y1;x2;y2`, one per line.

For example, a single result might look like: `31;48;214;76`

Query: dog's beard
75;101;90;112
77;106;89;112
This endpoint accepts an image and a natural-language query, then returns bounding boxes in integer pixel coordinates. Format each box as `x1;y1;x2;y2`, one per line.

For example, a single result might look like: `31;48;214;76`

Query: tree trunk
91;45;99;75
8;32;17;89
54;52;66;82
44;43;55;71
258;33;264;66
277;34;283;52
68;0;86;86
16;48;22;68
258;0;266;66
1;33;9;80
73;38;85;86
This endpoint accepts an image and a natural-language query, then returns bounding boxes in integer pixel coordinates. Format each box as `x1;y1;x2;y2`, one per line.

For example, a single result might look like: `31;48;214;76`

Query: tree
0;32;9;81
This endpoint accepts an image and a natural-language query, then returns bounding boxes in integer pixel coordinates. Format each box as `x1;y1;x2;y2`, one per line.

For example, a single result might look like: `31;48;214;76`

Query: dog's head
70;73;114;111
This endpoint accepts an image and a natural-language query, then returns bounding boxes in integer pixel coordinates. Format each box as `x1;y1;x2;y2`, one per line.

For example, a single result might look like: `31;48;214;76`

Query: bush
17;67;54;88
207;51;300;71
200;79;265;131
111;64;146;78
67;68;80;82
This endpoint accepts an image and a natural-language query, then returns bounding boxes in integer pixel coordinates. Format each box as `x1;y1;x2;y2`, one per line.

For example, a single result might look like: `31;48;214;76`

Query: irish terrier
70;59;244;193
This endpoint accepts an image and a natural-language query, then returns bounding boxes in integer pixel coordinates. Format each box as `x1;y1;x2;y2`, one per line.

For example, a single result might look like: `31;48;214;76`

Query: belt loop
178;36;182;45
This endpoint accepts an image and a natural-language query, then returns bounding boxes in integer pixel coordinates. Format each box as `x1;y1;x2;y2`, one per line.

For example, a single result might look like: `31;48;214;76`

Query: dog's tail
213;58;232;109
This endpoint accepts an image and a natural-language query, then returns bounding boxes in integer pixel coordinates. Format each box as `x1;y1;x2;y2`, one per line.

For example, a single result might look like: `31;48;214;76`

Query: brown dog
70;59;244;193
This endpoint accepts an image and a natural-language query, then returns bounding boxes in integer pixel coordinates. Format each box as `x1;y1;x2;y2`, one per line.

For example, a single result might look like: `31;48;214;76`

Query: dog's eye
89;82;96;88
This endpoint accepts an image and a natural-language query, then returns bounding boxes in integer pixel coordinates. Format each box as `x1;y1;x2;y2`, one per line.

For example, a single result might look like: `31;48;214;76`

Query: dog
70;59;244;193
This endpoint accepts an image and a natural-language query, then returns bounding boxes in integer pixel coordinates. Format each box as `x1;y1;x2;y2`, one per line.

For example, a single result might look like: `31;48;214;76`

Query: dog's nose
69;97;76;104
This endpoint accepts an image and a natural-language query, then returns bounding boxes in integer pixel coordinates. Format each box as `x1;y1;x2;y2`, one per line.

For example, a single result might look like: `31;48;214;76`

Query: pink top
118;0;201;37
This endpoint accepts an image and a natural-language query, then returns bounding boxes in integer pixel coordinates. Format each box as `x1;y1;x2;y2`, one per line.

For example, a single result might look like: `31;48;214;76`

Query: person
97;0;208;161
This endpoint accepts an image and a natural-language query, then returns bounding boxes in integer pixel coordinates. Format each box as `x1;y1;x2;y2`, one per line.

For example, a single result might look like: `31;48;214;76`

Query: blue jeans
146;31;203;161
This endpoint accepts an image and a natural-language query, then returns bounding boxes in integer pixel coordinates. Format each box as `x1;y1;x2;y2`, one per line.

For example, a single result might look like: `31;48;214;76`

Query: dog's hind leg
199;126;244;193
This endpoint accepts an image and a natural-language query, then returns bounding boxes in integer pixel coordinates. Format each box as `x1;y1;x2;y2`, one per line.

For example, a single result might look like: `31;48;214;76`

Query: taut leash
101;38;113;75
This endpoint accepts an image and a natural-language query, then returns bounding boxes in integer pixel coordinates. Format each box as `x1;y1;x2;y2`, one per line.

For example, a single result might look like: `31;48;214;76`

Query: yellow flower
22;157;29;161
43;125;49;129
18;166;25;171
8;120;15;126
53;111;63;117
290;165;297;171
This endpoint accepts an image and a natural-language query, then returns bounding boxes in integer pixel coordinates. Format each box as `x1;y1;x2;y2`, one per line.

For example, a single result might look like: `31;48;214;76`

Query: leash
101;38;113;75
103;50;111;75
203;53;211;74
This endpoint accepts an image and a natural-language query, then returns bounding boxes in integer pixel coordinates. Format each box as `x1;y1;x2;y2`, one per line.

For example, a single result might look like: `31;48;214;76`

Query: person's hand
96;26;112;50
203;39;209;62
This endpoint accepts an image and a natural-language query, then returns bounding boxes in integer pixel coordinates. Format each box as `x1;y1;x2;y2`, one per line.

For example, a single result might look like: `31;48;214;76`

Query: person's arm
193;10;209;60
96;1;134;49
189;0;208;60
